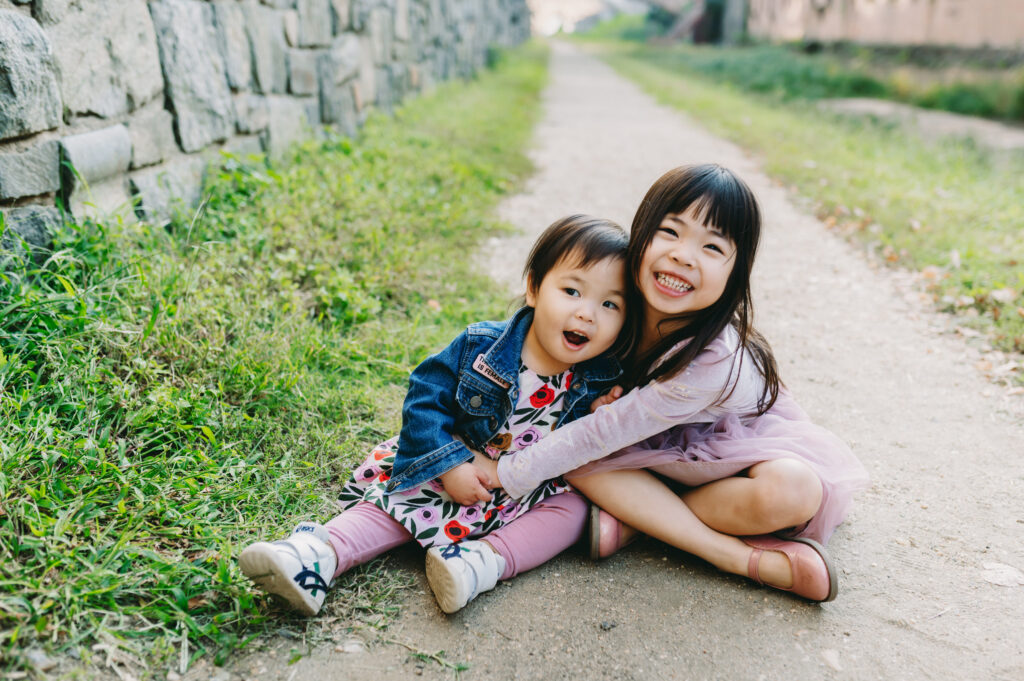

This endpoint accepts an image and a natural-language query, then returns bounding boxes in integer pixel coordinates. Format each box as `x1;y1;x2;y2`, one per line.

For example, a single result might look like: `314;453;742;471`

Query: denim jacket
385;307;622;493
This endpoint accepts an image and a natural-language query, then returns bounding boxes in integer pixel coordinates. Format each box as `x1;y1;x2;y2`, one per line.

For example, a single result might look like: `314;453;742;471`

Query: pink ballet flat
588;504;639;560
741;534;838;602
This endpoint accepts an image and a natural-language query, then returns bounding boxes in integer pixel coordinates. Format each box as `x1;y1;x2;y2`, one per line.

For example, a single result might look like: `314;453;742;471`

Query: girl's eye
602;300;620;311
705;243;723;254
657;226;678;237
563;287;580;297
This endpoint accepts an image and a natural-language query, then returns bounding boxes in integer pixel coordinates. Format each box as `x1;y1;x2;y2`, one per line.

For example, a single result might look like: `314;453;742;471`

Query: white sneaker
425;540;506;614
238;522;338;616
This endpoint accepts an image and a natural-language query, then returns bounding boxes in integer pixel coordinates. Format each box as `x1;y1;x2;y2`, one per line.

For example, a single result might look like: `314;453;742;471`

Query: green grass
578;40;1024;359
0;42;548;675
580;15;1024;121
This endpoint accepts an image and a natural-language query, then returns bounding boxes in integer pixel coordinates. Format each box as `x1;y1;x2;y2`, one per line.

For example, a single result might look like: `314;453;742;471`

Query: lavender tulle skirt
570;390;870;544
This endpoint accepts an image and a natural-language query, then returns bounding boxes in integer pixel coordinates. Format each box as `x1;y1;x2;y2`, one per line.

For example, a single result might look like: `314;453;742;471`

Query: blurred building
528;0;649;35
747;0;1024;50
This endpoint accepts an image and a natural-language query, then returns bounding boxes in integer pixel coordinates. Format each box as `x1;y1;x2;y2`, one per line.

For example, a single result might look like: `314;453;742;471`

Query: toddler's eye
602;300;620;311
563;287;580;297
657;227;678;237
705;243;724;254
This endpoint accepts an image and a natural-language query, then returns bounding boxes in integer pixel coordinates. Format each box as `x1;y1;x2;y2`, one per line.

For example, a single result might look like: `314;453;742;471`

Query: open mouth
656;272;694;293
563;330;589;348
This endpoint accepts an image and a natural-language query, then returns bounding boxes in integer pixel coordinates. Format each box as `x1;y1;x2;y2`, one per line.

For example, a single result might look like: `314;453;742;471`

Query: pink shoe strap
747;547;765;585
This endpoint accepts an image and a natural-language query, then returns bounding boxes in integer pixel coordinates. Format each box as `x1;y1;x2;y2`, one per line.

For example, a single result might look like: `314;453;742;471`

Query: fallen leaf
821;648;843;671
981;562;1024;587
990;288;1018;304
426;299;442;311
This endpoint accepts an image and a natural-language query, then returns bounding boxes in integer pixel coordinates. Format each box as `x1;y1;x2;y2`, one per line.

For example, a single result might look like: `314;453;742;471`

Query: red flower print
484;504;504;522
564;372;573;390
372;448;390;460
376;471;391;482
444;520;470;541
530;385;555;408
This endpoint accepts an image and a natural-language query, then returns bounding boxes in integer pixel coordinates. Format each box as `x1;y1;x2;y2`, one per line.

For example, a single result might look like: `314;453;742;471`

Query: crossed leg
567;458;823;589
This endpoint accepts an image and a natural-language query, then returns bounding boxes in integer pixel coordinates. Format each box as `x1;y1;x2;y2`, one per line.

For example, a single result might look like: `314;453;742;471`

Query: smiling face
522;253;627;376
637;206;736;338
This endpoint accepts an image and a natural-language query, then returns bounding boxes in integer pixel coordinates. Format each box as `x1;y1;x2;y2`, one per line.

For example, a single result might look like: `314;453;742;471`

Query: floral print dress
338;365;574;548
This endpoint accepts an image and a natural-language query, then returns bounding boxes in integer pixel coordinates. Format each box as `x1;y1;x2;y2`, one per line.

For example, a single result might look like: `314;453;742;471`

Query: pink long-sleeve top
496;326;765;499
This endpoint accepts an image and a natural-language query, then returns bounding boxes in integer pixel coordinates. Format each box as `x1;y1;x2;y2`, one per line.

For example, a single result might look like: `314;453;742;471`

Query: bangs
668;171;760;245
558;228;629;270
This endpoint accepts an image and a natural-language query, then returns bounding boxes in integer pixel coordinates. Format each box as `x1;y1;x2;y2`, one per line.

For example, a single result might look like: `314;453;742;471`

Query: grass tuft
0;42;548;674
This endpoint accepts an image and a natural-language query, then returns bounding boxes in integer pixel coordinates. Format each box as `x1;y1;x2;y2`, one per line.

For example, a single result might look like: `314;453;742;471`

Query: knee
749;459;823;528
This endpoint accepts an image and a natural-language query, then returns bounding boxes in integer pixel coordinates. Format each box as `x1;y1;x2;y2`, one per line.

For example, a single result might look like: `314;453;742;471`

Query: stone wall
748;0;1024;51
0;0;530;250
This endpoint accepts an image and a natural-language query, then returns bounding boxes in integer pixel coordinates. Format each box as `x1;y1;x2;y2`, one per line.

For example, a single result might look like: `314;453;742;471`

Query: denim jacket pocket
455;373;506;416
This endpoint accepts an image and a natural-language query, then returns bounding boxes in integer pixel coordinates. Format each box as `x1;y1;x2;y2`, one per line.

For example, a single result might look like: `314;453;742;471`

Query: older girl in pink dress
479;164;870;602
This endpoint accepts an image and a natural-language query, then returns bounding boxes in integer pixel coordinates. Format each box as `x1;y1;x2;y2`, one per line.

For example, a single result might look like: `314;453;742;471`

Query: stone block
0;11;62;139
367;6;392;65
67;176;135;223
233;93;271;134
128;105;177;169
320;80;357;137
37;0;164;118
150;0;235;153
329;0;350;33
296;0;331;47
283;8;298;46
319;32;360;86
259;0;296;8
1;205;59;255
243;1;289;94
130;155;206;224
288;49;320;95
222;134;265;159
59;124;134;221
0;140;60;199
393;0;409;42
212;0;253;91
60;125;132;183
264;96;308;159
357;34;377;107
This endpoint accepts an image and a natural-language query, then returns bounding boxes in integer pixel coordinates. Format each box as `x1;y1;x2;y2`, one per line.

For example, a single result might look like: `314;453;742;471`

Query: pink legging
325;492;588;581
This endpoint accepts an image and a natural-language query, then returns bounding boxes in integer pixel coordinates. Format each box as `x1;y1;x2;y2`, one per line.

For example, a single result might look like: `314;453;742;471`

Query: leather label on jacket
472;354;511;388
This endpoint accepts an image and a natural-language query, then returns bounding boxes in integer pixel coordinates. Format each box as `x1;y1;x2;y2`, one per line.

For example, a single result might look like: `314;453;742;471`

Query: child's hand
439;462;493;506
590;385;623;413
472;451;501;491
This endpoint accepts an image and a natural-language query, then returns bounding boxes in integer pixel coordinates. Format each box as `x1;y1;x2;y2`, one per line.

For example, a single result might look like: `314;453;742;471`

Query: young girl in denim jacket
240;215;629;615
480;165;870;602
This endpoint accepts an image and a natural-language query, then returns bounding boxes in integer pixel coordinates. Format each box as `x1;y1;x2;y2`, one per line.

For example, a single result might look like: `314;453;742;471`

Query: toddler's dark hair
522;214;628;295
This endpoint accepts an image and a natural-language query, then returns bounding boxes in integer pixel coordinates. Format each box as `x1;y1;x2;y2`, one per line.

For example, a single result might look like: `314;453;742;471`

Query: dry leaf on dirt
980;562;1024;587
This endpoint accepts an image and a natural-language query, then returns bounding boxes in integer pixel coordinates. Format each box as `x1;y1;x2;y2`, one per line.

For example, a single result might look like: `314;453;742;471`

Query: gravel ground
189;41;1024;681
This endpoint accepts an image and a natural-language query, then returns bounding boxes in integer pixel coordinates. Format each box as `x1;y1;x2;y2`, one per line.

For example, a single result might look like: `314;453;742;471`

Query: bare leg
568;468;813;588
679;459;823;536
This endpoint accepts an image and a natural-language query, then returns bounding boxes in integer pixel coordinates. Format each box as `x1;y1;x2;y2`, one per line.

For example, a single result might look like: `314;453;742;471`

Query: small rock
599;621;616;631
335;639;366;654
167;672;181;681
26;648;57;671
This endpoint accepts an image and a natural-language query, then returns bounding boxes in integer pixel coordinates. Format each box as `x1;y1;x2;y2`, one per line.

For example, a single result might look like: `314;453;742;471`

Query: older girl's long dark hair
622;164;780;414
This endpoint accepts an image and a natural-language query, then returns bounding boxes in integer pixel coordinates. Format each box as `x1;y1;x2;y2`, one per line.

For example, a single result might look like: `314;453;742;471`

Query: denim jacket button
573;382;582;390
470;395;483;408
386;479;397;491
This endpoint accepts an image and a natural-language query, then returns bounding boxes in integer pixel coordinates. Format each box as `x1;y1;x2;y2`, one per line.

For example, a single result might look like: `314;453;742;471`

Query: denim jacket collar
479;307;622;386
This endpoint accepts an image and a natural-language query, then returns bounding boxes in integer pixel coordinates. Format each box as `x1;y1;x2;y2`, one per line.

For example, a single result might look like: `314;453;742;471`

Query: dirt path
198;41;1024;681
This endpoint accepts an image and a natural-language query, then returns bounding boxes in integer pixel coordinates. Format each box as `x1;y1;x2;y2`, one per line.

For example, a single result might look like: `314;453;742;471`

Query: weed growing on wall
0;43;548;674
